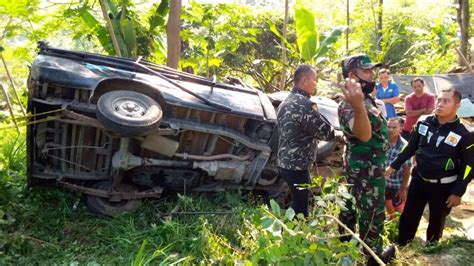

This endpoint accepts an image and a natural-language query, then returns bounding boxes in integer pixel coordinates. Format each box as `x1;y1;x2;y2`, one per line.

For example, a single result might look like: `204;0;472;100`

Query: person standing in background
401;77;436;140
376;69;400;118
385;117;411;218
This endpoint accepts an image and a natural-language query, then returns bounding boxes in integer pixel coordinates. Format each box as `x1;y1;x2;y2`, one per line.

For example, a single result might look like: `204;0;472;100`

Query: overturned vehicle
27;42;341;216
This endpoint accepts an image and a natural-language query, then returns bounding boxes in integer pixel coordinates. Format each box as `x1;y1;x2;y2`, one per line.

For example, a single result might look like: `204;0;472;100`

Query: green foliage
294;3;346;65
66;0;168;60
295;5;318;62
181;3;259;76
0;1;471;262
0;175;367;265
344;0;458;75
0;126;25;239
368;9;458;74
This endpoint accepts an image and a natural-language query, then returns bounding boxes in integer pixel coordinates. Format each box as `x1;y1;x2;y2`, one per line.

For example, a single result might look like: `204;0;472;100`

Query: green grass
3;180;473;265
1;187;258;264
1;126;472;265
0;177;366;265
0;190;303;263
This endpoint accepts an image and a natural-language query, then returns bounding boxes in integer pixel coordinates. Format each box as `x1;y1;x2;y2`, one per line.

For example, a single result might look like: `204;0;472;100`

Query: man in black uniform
277;64;335;217
385;87;474;245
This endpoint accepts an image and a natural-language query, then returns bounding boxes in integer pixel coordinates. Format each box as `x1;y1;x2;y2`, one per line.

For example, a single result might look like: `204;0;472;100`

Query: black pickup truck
26;42;341;216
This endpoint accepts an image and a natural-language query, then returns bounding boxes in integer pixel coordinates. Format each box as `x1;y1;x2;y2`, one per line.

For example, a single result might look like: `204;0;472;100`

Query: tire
86;181;142;217
97;90;162;137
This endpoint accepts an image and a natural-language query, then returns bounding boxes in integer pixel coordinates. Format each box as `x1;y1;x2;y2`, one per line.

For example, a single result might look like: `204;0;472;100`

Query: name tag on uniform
418;124;428;136
445;131;462;147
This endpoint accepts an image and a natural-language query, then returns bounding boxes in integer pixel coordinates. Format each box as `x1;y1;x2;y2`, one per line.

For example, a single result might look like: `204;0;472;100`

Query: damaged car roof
31;45;276;121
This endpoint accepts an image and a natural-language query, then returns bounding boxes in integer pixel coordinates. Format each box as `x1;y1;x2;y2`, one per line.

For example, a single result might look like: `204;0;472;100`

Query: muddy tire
86;181;142;217
97;90;162;137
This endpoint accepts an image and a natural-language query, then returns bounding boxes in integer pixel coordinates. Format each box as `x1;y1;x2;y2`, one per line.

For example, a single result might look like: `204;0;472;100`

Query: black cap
341;54;382;78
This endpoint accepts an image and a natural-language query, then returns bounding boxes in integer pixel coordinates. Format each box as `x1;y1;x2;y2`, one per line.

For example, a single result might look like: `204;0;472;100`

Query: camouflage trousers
339;166;386;254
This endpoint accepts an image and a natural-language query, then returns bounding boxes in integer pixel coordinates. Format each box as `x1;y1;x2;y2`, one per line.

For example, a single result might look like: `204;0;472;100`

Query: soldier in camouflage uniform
277;64;335;217
337;55;395;265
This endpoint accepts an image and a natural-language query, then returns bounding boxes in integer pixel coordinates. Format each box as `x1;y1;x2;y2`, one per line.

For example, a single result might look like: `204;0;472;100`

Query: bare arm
405;108;427;117
425;106;435;114
351;105;371;142
382;96;400;104
401;164;411;189
398;164;411;203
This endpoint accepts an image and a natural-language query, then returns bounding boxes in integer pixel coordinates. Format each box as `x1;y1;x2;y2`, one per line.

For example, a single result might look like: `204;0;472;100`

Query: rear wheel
97;90;162;137
86;181;142;217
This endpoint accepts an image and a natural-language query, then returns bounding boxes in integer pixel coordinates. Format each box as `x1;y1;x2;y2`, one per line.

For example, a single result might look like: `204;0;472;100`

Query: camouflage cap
341;54;382;78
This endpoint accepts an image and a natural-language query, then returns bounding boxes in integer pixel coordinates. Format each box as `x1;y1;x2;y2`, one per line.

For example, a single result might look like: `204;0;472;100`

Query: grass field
1;127;473;265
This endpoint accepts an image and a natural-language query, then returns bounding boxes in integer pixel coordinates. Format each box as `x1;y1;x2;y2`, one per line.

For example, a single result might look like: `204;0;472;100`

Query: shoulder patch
418;124;428;136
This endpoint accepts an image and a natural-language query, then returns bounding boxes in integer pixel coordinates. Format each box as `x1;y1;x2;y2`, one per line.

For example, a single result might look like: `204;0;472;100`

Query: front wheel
97;90;162;137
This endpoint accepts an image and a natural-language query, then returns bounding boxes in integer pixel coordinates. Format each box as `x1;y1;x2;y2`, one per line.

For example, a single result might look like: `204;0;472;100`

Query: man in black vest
385;87;474;245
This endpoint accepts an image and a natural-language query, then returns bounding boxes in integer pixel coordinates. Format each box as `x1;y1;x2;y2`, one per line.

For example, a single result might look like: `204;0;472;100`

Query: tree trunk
167;0;182;69
99;0;122;56
279;0;289;91
457;0;470;66
376;0;383;51
346;0;350;53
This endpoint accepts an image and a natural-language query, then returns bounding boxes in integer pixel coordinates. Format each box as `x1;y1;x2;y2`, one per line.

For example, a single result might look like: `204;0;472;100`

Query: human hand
446;194;462;208
398;187;408;203
384;166;395;180
342;78;365;110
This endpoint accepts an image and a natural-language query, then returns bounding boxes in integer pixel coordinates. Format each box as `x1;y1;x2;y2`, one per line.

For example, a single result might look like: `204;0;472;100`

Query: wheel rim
113;98;148;118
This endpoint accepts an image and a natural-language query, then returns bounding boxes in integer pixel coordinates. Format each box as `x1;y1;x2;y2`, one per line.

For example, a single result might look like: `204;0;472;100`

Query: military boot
366;245;396;265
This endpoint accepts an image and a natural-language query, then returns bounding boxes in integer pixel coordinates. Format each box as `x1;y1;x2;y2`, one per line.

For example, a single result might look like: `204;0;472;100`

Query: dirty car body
27;42;340;216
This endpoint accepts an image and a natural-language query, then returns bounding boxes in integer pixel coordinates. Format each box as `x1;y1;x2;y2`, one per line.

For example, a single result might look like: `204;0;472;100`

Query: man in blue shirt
376;68;400;118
